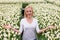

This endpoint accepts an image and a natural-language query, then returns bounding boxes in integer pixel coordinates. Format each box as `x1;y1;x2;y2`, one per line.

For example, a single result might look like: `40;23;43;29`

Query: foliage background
0;0;60;40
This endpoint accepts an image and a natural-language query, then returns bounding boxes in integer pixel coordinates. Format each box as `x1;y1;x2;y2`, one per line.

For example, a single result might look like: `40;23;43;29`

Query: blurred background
0;0;60;40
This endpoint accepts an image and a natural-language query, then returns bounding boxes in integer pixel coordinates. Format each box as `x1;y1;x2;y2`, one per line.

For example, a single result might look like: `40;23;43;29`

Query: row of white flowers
0;3;22;40
0;1;60;40
29;3;60;40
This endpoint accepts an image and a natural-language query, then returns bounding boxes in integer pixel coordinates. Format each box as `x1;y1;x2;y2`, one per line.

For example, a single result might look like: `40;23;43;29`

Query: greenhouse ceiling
0;0;60;4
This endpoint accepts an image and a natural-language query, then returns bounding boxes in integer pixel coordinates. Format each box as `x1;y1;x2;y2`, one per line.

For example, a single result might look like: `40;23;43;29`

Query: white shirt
19;18;40;40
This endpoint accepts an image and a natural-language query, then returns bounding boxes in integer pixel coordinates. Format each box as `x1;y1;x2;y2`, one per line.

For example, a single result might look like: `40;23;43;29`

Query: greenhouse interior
0;0;60;40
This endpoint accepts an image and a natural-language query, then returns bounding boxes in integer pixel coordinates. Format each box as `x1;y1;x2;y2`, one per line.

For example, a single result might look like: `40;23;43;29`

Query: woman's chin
27;16;32;18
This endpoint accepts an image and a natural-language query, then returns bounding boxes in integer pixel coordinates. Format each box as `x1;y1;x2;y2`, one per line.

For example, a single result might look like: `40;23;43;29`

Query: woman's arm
38;27;49;33
2;19;24;34
38;25;54;33
35;19;55;34
10;27;20;33
2;24;20;33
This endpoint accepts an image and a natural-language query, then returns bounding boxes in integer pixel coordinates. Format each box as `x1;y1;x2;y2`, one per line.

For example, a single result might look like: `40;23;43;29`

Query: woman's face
25;7;33;18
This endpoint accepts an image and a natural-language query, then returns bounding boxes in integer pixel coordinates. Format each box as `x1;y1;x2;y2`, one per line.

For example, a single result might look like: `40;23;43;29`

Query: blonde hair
24;5;33;18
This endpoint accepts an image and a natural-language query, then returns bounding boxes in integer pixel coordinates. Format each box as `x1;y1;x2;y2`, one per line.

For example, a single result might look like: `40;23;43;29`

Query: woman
3;5;54;40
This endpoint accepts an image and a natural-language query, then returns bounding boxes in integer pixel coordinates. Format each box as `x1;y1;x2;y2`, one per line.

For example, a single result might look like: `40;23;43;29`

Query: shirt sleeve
19;19;24;34
35;19;40;33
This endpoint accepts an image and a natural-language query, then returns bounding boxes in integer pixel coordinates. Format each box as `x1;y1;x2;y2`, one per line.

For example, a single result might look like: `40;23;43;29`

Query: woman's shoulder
21;18;25;21
33;18;38;24
33;18;38;21
20;18;26;23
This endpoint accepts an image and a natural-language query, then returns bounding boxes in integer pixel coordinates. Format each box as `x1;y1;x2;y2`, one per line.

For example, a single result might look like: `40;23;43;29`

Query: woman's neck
26;17;33;19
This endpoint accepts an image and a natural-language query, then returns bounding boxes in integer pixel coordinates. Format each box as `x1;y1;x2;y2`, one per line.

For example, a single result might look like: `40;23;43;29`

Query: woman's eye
27;11;32;12
27;11;29;12
29;11;31;12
